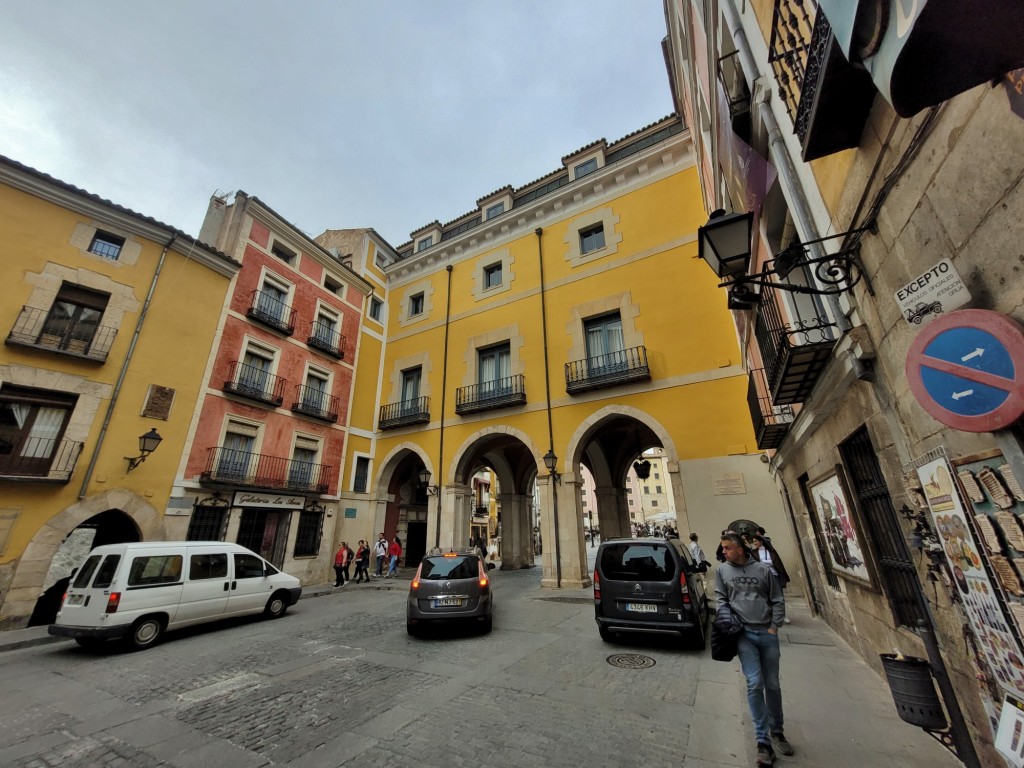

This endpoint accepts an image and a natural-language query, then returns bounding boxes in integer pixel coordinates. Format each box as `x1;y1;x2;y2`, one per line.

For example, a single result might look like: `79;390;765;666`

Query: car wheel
75;637;106;650
598;625;616;643
127;616;164;651
480;616;492;634
264;591;290;619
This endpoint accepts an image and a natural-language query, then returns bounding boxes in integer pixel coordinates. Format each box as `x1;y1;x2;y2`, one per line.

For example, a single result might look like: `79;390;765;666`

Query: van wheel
264;591;290;619
127;617;164;650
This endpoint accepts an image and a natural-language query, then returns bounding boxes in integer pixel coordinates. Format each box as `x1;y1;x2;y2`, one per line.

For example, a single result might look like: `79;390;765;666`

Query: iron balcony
223;361;287;407
246;290;295;335
6;305;117;363
747;368;795;450
379;396;430;430
455;375;526;414
200;446;333;494
307;320;345;359
565;346;651;394
0;436;83;483
291;385;340;423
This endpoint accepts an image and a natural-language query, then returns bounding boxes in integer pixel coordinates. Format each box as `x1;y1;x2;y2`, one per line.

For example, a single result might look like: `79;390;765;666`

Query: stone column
497;493;531;569
666;458;691;535
594;486;629;539
437;483;472;552
541;472;591;589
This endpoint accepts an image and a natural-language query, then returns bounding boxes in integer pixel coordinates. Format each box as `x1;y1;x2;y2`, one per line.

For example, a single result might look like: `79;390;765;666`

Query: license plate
67;594;85;606
433;597;462;608
626;602;657;613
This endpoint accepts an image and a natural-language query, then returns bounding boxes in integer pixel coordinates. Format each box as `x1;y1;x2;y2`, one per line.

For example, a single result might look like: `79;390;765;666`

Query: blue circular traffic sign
906;310;1024;432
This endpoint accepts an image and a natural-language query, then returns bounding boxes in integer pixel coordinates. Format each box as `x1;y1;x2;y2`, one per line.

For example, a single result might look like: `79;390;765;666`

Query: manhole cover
607;653;656;669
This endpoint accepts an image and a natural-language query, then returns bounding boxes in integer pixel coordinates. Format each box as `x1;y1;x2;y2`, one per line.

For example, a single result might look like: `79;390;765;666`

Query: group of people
694;526;792;766
333;533;404;587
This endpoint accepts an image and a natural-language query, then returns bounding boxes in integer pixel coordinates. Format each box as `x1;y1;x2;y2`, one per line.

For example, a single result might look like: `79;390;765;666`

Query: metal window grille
186;507;228;541
88;231;125;260
354;456;369;492
293;508;324;557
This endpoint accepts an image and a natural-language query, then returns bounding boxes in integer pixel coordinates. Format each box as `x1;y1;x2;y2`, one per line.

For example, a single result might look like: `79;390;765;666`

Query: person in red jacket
386;536;402;578
333;544;346;587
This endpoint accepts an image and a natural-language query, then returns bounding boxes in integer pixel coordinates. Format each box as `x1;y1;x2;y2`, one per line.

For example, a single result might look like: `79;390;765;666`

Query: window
369;297;383;321
324;275;344;296
654;472;660;479
598;542;673;581
483;263;502;289
416;236;433;252
354;456;370;493
186;506;228;541
72;556;101;588
486;202;505;220
626;487;632;494
289;438;320;489
239;345;275;398
656;486;662;494
409;293;425;317
582;500;588;507
644;486;650;493
270;241;296;264
234;553;266;579
630;512;637;519
312;310;339;348
584;312;626;373
420;555;478;579
580;223;605;254
651;500;659;507
375;251;387;267
478;343;511;395
88;230;125;260
127;555;183;586
92;555;122;589
218;424;256;480
293;507;324;557
257;276;289;322
302;369;329;411
0;385;76;476
39;283;109;354
188;553;228;580
629;499;634;506
574;158;598;179
401;367;422;407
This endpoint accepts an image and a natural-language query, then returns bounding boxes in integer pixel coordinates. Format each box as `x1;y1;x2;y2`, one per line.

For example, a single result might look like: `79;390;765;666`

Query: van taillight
593;568;601;600
105;592;121;613
61;591;68;606
680;571;690;604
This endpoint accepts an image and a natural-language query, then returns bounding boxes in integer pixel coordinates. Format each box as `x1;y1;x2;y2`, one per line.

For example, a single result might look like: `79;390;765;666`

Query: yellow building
319;116;792;587
0;156;239;629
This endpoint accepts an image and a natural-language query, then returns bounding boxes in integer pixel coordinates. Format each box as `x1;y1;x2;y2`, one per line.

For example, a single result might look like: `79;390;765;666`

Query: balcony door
240;349;273;398
478;343;511;397
584;313;626;376
0;387;75;476
257;280;288;323
218;430;255;481
401;367;422;414
38;284;108;354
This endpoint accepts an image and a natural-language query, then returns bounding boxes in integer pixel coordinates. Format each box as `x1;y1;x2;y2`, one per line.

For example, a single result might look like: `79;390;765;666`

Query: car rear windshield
420;556;477;580
92;555;122;589
72;555;102;589
600;543;675;581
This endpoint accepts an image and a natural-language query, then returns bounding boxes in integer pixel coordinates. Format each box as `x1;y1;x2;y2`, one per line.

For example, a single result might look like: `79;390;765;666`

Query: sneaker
771;733;794;756
756;742;775;766
340;582;348;587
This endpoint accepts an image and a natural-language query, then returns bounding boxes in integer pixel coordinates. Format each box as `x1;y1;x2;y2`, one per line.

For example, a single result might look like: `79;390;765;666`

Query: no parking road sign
906;310;1024;433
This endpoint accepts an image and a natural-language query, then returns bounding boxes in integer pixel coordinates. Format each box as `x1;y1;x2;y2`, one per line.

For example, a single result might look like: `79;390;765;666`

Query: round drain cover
607;653;656;669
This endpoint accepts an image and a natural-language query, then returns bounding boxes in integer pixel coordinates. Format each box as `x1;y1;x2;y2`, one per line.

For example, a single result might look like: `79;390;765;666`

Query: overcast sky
0;2;673;249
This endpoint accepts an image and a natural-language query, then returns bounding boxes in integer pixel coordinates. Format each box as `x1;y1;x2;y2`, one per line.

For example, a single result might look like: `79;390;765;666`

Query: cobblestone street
0;562;960;768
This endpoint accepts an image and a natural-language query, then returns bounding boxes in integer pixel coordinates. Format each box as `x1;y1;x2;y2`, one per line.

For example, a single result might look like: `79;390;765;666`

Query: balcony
456;375;526;415
565;346;650;395
768;1;875;161
200;446;333;494
223;361;287;407
291;385;340;423
246;290;295;335
379;396;430;430
747;368;795;450
306;320;345;359
0;437;83;483
754;284;839;405
6;305;117;363
718;50;752;144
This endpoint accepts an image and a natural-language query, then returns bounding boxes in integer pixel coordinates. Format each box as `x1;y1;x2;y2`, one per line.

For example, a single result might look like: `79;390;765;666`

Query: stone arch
373;441;433;497
450;424;544;487
566;404;678;469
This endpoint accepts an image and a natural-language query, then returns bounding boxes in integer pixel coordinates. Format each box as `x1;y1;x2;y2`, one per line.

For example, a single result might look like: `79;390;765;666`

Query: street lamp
418;467;439;496
542;449;560;484
696;208;872;305
125;428;163;472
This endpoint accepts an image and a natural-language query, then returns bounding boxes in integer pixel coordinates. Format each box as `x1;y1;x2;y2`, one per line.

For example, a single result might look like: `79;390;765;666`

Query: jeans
387;554;398;576
375;555;385;576
736;627;783;743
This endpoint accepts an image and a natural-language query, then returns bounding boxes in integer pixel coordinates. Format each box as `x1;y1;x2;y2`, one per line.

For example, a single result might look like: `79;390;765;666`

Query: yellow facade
0;160;238;628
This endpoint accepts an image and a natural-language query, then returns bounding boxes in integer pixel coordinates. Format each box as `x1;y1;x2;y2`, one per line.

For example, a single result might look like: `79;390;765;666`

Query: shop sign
894;258;969;326
233;492;306;510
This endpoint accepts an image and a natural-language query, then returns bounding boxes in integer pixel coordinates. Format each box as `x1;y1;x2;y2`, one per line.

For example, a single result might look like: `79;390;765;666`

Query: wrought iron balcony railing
456;375;526;415
223;361;287;407
6;305;117;363
291;385;340;423
0;437;83;483
747;368;796;450
379;396;430;430
767;0;875;161
306;320;345;359
246;290;295;335
200;446;333;494
754;284;839;405
565;346;650;394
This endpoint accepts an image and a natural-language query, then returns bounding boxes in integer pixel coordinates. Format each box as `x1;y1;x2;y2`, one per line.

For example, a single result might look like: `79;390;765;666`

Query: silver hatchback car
407;551;492;636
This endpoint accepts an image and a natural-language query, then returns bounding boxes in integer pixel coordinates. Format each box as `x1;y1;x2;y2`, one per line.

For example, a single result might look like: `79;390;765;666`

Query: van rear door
598;542;681;623
58;552;123;625
174;549;230;625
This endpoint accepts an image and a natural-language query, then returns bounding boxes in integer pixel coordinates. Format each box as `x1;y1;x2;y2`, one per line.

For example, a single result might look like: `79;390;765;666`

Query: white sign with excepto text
894;258;970;326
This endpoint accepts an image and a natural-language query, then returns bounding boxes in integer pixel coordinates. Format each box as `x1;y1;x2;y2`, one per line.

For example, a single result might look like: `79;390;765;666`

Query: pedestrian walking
333;544;346;587
744;533;790;589
756;526;774;548
715;532;793;765
688;532;709;572
386;536;402;578
373;533;388;577
353;541;369;583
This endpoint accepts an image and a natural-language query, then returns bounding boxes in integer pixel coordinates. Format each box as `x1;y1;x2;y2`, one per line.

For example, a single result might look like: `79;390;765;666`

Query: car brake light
593;568;601;599
61;591;68;606
105;592;121;613
443;552;458;558
680;571;690;604
478;560;489;588
412;564;423;589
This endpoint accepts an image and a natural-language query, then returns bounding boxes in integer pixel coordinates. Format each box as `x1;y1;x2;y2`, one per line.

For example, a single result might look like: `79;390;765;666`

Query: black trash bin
879;653;947;729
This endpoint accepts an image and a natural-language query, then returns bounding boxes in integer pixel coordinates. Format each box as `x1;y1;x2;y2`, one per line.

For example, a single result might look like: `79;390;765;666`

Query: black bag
711;624;740;662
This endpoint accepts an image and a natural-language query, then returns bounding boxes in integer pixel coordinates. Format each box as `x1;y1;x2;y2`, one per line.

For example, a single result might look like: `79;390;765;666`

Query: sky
0;2;673;250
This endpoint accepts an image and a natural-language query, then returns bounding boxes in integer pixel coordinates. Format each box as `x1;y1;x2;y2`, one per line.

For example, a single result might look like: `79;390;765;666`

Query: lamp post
125;428;163;472
542;449;562;587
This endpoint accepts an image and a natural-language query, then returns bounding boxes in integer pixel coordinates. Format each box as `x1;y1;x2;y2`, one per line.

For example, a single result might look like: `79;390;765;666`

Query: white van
49;541;302;650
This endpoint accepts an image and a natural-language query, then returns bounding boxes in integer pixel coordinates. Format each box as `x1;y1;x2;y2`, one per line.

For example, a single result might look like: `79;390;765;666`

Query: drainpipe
434;264;453;548
79;233;177;499
721;0;851;333
536;228;561;587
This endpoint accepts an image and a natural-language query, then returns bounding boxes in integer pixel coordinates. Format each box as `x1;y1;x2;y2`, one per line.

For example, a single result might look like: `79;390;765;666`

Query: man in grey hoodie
715;532;793;766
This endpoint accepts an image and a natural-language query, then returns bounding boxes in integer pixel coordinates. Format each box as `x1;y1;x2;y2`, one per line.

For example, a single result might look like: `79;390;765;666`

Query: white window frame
416;235;433;252
368;296;384;322
485;202;505;220
269;237;298;265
